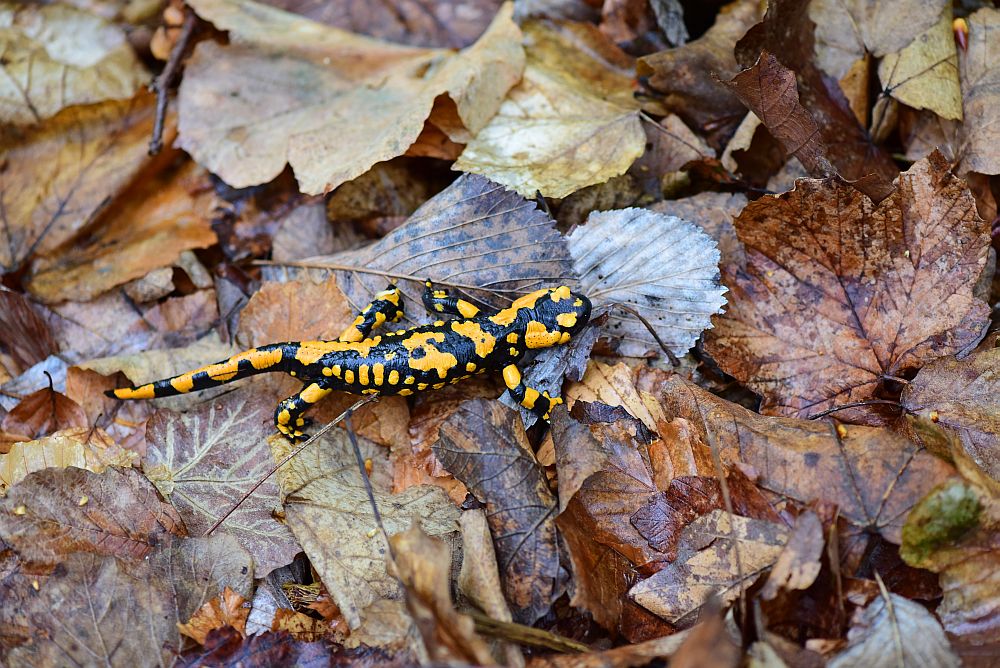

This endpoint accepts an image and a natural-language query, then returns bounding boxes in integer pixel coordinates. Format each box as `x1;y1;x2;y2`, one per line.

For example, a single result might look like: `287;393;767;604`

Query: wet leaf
178;587;251;645
144;388;301;575
902;335;1000;485
178;0;522;194
0;466;183;564
567;207;726;357
705;153;990;422
24;159;218;303
434;399;560;623
1;386;87;444
391;523;496;665
0;93;157;272
326;173;576;324
0;427;135;493
827;591;960;668
0;3;148;125
630;510;789;625
455;20;645;198
638;0;761;147
273;427;459;630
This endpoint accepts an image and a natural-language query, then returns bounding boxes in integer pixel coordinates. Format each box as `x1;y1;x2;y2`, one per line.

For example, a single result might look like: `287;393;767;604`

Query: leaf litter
1;0;998;664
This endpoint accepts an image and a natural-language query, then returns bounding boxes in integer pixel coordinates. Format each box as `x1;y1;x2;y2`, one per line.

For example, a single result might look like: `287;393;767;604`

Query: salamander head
523;286;592;348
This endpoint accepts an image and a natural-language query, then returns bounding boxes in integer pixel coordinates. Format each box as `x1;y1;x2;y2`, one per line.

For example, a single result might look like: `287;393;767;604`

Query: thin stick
252;260;526;295
205;395;377;535
603;303;681;366
467;610;590;653
149;10;197;155
345;412;393;558
807;399;906;420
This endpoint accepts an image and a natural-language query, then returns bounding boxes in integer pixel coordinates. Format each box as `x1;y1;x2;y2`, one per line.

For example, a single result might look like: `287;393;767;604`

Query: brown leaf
273;428;459;631
526;631;690;668
705;153;990;422
236;276;355;347
637;0;761;148
902;334;1000;485
455;20;645;198
630;510;789;625
642;372;957;544
0;427;136;493
0;93;158;272
1;386;86;444
760;511;823;600
0;3;148;125
901;480;1000;644
178;0;522;194
726;51;834;179
391;523;496;665
178;587;251;645
668;612;740;668
327;173;576;326
957;8;1000;176
0;292;57;376
144;388;301;575
266;0;504;47
177;627;344;668
24;158;218;303
434;399;560;623
0;466;183;565
827;591;960;668
735;0;899;198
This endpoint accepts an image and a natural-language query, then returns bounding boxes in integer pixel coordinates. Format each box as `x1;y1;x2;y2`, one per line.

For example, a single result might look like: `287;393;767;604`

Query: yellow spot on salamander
550;285;571;302
506;332;519;343
450;321;496;358
433;383;445;389
301;383;329;404
402;331;457;379
456;300;480;318
358;365;370;385
277;408;291;425
466;362;476;372
489;288;548;326
115;384;156;400
525;321;563;349
418;383;429;390
509;347;518;356
247;347;283;370
502;365;521;390
362;388;379;395
557;312;578;328
344;369;355;384
171;375;195;393
388;369;400;384
322;366;333;376
372;363;385;386
399;388;413;396
404;375;415;384
521;387;540;410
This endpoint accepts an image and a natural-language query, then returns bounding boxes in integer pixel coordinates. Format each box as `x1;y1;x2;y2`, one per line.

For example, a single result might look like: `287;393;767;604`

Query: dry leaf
1;387;87;444
144;388;301;575
178;587;251;644
705;153;990;422
958;9;1000;175
391;523;496;665
434;399;560;623
0;3;148;125
827;591;960;668
567;208;726;357
649;192;747;270
638;0;761;148
877;9;961;121
24;159;218;303
0;466;183;564
526;632;689;668
236;276;355;348
901;481;1000;644
455;20;645;198
641;372;956;544
326;173;576;325
760;511;823;600
0;427;135;493
902;335;1000;485
267;0;505;48
0;93;157;273
0;292;58;377
178;0;523;194
273;428;459;630
177;627;339;667
810;0;948;80
630;510;789;625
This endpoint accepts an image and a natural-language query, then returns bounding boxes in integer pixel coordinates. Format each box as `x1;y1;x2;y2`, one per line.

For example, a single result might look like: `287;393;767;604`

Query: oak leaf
178;0;523;194
454;20;645;198
0;3;148;125
434;399;560;623
705;153;990;422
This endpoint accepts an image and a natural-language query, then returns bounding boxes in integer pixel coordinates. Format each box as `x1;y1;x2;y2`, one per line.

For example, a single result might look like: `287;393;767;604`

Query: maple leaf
454;20;645;198
433;399;560;624
705;153;990;422
178;0;523;194
0;3;148;125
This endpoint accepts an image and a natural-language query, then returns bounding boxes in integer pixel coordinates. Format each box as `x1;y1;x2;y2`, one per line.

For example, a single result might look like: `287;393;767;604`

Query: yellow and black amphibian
107;282;592;442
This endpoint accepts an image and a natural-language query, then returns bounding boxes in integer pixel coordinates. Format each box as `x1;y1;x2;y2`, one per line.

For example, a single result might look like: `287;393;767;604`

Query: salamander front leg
338;284;405;343
274;381;334;442
422;280;494;319
502;364;563;421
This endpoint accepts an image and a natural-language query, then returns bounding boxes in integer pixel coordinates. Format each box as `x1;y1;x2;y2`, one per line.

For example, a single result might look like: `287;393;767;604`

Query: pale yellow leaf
0;427;136;494
878;10;961;121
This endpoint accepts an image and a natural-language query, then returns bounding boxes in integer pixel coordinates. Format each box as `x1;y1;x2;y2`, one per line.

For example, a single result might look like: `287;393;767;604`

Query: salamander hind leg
274;381;334;442
422;280;492;319
502;364;563;421
338;284;405;343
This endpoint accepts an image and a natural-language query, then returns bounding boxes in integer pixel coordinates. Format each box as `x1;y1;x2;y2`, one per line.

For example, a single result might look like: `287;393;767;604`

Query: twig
205;395;377;535
807;399;907;420
602;303;681;366
467;610;590;653
345;412;393;560
149;10;197;155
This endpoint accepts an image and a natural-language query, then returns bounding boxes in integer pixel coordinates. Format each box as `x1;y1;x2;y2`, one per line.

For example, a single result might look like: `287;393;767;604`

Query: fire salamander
107;282;592;442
